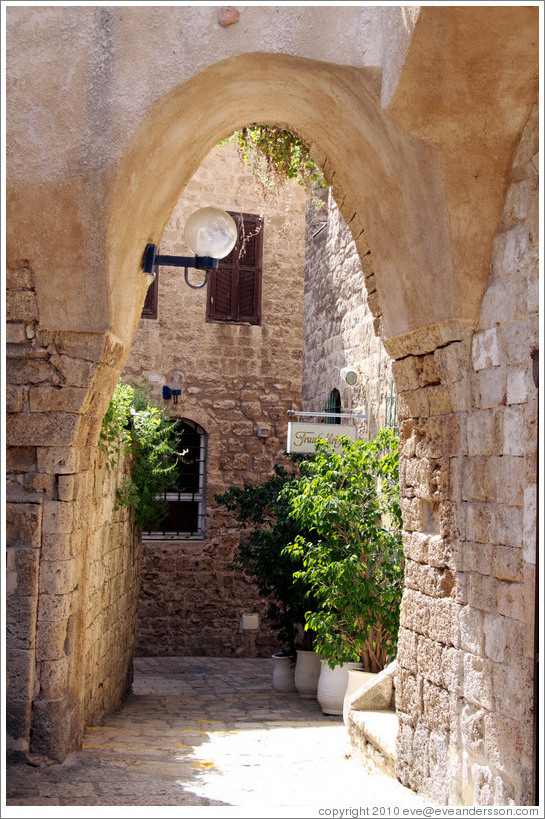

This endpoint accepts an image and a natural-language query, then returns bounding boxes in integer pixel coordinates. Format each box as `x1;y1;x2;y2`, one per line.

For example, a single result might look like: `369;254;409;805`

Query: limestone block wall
122;140;306;657
303;188;393;438
83;449;141;726
6;260;141;759
394;104;539;806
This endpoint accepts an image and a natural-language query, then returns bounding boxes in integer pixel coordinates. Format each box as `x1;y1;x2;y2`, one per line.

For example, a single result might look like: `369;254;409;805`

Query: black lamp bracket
142;243;219;289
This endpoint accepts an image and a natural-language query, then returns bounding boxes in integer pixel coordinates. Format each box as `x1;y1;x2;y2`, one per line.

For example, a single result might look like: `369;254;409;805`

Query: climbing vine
226;125;326;195
99;382;183;529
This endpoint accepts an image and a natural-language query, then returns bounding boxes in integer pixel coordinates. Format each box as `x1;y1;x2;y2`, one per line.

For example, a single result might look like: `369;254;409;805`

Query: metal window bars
287;409;368;422
144;421;206;540
385;380;398;434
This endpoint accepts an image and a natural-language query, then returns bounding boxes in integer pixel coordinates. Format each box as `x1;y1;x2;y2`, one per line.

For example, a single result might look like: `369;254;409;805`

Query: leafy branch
99;382;183;529
225;125;327;196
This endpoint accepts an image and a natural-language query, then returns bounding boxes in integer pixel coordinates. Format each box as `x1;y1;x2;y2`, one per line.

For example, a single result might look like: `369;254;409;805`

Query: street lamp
142;206;238;289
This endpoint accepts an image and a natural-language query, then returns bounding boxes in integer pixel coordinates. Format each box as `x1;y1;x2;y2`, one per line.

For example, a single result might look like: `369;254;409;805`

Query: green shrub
215;461;317;656
99;382;182;529
282;429;403;671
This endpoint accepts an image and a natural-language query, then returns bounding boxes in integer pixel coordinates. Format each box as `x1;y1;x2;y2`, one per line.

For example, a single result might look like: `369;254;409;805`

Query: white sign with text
287;422;357;454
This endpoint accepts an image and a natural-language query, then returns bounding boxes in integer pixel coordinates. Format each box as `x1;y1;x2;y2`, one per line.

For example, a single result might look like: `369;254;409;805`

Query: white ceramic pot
271;654;297;692
342;668;377;724
294;650;321;699
317;660;362;715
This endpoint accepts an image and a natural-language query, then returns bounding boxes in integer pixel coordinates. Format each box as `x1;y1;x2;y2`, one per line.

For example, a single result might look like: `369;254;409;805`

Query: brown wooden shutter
207;212;263;324
237;213;262;323
208;265;235;320
141;268;158;319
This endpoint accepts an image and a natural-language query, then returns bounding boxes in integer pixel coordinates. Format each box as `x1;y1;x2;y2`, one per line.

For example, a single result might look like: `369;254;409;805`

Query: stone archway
107;51;457;355
6;7;539;805
105;47;538;806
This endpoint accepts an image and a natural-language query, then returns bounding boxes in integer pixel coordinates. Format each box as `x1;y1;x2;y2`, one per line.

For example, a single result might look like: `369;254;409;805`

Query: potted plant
215;460;319;694
282;428;404;714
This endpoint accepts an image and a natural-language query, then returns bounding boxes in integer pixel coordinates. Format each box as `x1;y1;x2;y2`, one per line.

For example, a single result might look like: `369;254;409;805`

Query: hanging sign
287;422;357;454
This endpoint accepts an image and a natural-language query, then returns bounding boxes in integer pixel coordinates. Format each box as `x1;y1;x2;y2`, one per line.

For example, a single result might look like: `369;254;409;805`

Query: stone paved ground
4;657;433;816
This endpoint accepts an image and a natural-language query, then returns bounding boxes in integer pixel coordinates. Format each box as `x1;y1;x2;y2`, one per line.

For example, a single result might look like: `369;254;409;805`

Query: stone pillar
6;259;140;760
393;336;469;803
394;104;538;806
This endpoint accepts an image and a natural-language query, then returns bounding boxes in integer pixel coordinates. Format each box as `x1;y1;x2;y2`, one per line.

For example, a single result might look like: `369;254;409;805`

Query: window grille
144;420;206;539
385;380;398;434
324;389;342;424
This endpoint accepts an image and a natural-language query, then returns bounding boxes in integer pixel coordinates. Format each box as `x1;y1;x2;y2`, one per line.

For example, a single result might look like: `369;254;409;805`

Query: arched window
145;419;206;539
325;389;341;424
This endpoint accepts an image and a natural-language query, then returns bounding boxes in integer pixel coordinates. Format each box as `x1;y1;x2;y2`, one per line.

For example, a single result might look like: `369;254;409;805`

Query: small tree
215;461;317;656
282;429;403;672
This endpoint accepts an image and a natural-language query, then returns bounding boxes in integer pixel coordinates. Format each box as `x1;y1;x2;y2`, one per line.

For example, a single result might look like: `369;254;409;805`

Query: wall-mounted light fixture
163;370;184;404
339;367;360;415
340;366;359;386
142;207;238;289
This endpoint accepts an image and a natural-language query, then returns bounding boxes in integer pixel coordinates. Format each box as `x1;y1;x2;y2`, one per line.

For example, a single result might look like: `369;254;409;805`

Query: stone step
346;709;399;777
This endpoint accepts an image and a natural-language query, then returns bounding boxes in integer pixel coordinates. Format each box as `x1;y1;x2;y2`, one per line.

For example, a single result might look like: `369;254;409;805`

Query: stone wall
83;448;141;726
6;260;141;758
6;262;43;757
394;104;539;806
122;140;306;657
303;188;394;438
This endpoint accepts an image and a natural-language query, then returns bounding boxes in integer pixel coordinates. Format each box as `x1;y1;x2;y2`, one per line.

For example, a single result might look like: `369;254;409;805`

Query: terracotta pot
317;660;362;715
294;650;321;699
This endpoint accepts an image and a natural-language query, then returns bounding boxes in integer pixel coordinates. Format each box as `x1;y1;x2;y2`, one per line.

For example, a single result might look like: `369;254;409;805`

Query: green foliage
99;382;183;529
225;125;326;194
98;382;134;465
215;461;317;656
282;429;403;672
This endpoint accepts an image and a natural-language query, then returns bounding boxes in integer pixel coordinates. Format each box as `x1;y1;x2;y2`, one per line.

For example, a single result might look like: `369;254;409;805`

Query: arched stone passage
107;51;458;355
105;42;537;807
6;7;538;805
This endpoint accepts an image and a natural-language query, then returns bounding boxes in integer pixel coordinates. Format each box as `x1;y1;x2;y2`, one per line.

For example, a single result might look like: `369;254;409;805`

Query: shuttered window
207;212;263;324
142;268;159;319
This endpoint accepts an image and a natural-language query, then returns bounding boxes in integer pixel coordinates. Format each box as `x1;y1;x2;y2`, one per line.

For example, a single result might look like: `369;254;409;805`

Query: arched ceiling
109;0;538;359
108;52;452;350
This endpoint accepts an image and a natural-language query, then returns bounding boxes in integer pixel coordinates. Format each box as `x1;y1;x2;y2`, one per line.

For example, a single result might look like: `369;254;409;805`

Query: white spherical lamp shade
169;369;184;391
184;207;238;259
340;367;358;386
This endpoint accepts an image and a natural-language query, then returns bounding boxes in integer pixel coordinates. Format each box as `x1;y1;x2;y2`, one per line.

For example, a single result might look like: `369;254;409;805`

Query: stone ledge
346;659;396;713
347;709;399;777
345;661;399;777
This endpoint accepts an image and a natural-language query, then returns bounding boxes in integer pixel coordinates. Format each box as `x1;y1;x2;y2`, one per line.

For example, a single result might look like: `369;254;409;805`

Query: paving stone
5;657;433;811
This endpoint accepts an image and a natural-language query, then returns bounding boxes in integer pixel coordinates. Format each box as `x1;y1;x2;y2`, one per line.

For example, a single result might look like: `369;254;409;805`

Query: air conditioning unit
340;366;358;386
